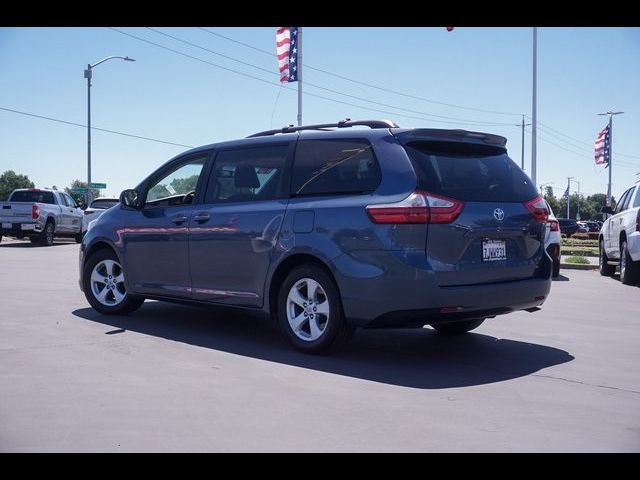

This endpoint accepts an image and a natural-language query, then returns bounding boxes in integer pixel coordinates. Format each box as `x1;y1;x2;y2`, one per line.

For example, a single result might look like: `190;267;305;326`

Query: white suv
599;181;640;284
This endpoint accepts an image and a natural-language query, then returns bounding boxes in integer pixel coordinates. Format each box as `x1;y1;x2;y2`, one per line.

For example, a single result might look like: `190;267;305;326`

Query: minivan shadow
72;303;573;389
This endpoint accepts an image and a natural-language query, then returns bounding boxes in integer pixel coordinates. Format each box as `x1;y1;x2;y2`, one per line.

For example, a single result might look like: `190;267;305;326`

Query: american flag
594;125;610;165
276;27;298;83
562;185;569;200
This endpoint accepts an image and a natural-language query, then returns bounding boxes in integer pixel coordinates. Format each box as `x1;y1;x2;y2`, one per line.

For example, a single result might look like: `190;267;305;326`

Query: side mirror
601;206;614;215
120;189;142;209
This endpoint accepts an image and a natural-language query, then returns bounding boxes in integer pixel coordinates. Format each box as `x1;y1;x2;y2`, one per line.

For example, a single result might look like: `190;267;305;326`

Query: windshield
404;142;538;202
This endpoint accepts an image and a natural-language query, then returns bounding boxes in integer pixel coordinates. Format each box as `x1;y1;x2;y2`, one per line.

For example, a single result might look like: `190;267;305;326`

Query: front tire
599;239;616;276
620;240;639;285
82;249;144;315
431;318;485;334
277;264;353;354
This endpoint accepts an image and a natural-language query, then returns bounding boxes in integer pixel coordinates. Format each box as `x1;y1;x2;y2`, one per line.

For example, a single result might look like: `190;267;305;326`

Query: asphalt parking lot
1;238;639;452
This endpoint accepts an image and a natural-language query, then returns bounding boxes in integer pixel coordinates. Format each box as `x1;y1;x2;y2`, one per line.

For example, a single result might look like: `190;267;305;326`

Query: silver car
82;198;120;233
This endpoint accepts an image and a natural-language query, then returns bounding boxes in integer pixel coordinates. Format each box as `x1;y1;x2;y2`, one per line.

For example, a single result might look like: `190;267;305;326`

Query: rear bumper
0;222;42;236
330;249;552;327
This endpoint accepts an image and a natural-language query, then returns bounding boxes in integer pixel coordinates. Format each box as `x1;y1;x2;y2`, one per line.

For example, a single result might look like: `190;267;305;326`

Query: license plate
21;224;35;231
2;222;10;229
482;239;506;262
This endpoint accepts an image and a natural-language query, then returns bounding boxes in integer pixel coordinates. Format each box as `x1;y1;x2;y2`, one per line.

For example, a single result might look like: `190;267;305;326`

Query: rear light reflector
440;306;464;313
366;191;464;225
31;204;39;220
548;219;559;232
525;195;549;223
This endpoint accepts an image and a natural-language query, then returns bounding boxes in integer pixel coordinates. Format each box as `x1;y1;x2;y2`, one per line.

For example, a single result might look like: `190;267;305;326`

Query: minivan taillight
366;191;464;224
31;204;39;220
524;195;549;223
548;219;559;232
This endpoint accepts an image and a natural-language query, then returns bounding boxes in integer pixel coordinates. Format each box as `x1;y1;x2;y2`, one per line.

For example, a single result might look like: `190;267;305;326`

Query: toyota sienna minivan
79;119;552;353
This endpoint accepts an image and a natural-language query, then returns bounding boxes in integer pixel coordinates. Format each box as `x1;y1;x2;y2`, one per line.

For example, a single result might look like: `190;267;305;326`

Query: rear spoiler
392;128;507;148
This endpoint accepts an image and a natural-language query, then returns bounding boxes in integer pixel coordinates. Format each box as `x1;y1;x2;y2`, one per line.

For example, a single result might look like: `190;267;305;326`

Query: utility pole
531;27;538;185
566;177;572;219
597;110;624;207
518;115;531;170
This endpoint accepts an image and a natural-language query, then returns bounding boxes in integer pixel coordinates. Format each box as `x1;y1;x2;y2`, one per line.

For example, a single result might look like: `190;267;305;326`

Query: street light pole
569;178;581;220
566;177;573;219
517;115;531;171
84;56;135;204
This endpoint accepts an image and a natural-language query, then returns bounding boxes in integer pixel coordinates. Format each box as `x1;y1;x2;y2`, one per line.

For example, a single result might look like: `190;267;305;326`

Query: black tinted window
9;190;55;204
205;145;288;203
405;142;537;202
291;139;380;196
90;199;119;209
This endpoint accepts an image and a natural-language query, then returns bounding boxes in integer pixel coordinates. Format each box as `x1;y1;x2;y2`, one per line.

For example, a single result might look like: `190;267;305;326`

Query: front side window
146;156;207;207
291;139;381;196
205;145;288;203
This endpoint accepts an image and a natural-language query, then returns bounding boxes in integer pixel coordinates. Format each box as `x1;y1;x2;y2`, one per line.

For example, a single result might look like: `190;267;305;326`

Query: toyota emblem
493;208;505;221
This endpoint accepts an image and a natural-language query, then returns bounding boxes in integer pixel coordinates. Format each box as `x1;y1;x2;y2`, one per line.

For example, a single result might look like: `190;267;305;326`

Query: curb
560;262;598;271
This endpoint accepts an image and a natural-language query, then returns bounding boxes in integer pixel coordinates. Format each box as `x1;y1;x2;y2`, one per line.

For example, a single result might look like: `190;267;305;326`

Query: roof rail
247;118;399;138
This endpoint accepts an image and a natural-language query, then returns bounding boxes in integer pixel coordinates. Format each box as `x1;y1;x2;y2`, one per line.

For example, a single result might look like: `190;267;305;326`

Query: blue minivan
79;120;552;353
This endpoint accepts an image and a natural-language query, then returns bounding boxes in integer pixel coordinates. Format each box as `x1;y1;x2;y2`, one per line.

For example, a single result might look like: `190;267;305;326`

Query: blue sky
1;27;639;200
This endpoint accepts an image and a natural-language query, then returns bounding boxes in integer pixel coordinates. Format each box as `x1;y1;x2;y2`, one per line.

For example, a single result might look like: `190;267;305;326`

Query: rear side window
9;190;55;204
291;139;381;196
615;188;633;214
634;188;640;208
205;145;288;203
404;141;538;202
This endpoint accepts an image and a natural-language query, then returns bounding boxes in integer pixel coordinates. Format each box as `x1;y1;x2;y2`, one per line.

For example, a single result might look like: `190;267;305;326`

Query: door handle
193;212;210;223
171;214;188;224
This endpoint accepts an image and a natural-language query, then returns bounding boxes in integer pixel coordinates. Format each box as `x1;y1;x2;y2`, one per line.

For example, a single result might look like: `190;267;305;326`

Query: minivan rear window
9;190;55;204
404;141;538;202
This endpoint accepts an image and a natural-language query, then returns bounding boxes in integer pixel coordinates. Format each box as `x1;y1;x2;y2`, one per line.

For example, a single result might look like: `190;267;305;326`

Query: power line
142;28;515;127
197;27;523;117
0;106;194;148
109;28;516;128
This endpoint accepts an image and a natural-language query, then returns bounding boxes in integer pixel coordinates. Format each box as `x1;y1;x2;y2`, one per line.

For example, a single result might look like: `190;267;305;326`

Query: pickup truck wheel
432;318;485;334
599;239;616;276
39;220;55;246
83;249;144;315
620;240;639;285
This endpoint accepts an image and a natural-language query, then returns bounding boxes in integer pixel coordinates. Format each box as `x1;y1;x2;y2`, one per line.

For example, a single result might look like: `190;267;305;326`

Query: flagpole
531;27;537;186
297;27;303;127
598;110;624;207
566;177;572;219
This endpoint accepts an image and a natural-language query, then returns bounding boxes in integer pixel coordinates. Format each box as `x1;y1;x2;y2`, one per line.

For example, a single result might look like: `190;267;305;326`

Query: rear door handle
171;214;188;224
193;212;210;223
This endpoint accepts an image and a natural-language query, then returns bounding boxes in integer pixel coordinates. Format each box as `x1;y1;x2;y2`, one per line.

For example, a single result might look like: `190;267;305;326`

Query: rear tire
277;264;353;354
620;240;639;285
599;239;616;276
552;257;560;278
83;249;144;315
432;318;485;334
38;220;55;246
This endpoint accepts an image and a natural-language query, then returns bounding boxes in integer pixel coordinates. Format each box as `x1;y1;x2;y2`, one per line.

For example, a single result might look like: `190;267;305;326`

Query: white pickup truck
599;180;640;284
0;189;84;246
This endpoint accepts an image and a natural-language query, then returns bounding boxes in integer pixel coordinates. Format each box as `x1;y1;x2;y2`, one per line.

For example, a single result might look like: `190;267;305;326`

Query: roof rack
247;118;399;138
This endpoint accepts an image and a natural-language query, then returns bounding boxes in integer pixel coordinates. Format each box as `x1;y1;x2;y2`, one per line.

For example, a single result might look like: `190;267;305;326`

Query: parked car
545;200;561;277
584;221;601;233
0;188;83;245
82;197;120;233
599;180;640;284
79;119;552;353
557;218;579;236
576;221;589;233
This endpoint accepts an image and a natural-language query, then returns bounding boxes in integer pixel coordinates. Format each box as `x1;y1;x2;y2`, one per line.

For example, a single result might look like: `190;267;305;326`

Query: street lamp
84;55;135;204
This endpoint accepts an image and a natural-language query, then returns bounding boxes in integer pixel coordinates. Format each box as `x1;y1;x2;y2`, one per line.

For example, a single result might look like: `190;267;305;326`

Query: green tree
65;180;99;207
543;186;561;216
0;170;35;200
